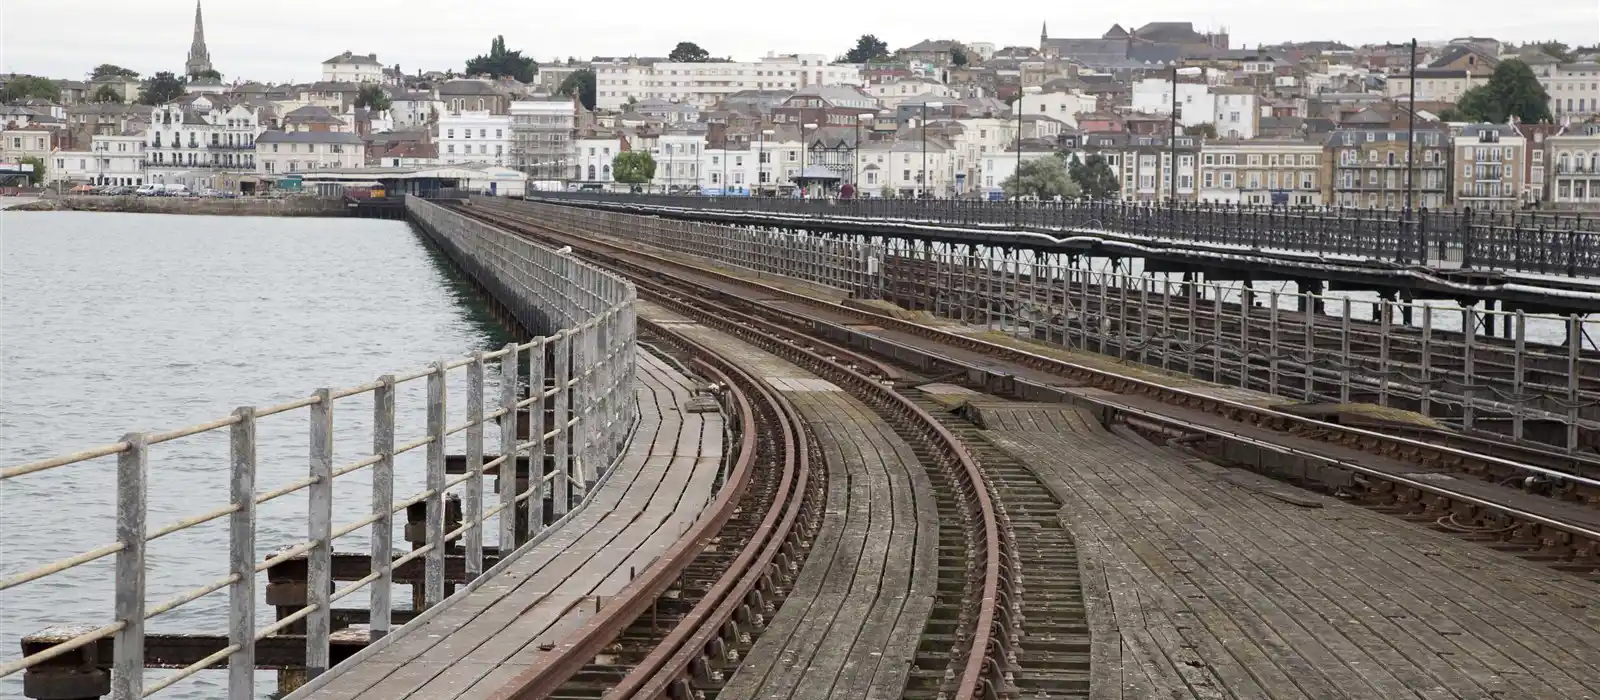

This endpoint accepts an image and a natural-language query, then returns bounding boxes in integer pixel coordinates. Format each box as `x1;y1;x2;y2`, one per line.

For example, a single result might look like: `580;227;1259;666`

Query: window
1203;172;1214;188
448;145;456;154
1204;154;1215;165
496;129;503;138
447;129;455;138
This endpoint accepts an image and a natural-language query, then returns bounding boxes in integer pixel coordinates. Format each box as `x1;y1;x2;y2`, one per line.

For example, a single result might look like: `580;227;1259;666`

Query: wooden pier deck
644;301;942;700
295;351;725;700
965;398;1600;700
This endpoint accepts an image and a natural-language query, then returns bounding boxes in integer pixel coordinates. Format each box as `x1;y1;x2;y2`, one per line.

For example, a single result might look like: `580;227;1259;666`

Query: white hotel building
593;53;863;110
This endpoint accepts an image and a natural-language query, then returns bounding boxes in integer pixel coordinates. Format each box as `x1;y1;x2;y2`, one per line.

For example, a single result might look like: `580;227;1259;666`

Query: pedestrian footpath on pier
294;351;724;700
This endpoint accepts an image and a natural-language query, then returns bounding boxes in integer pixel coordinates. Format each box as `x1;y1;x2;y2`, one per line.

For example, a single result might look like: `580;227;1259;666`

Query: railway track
454;208;1014;699
439;199;1600;700
459;201;1600;567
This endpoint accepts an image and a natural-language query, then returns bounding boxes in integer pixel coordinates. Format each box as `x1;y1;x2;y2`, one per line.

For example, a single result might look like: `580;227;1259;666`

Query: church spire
186;1;213;78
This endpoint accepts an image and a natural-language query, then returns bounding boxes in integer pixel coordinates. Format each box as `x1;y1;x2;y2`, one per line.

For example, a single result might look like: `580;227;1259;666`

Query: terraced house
1198;138;1323;205
1322;126;1451;209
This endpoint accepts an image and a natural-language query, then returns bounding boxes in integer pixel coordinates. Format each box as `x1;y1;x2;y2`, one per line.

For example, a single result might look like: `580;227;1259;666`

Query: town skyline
3;0;1597;83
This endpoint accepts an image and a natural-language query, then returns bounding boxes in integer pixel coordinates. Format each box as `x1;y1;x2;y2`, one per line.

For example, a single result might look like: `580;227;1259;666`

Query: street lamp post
1169;67;1204;203
759;128;775;196
800;122;817;198
1015;85;1041;212
921;101;945;199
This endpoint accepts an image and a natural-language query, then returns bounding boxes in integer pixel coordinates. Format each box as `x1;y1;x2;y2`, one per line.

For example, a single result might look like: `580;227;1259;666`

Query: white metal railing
0;198;636;698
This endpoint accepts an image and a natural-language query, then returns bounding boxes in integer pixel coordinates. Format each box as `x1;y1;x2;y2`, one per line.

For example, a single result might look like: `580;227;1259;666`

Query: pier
5;195;1599;700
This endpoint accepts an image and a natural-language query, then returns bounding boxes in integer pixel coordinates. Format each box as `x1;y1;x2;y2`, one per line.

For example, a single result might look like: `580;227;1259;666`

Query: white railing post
551;332;572;516
527;338;548;531
113;432;148;700
306;388;334;678
465;352;486;580
227;408;257;699
370;376;396;639
497;343;521;549
425;363;447;607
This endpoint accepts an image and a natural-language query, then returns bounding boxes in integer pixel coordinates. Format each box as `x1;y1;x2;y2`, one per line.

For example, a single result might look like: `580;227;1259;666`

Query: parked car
134;185;160;196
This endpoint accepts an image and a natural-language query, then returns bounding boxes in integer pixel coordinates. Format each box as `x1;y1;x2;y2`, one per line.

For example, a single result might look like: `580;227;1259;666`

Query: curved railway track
458;202;1600;564
452;209;1012;699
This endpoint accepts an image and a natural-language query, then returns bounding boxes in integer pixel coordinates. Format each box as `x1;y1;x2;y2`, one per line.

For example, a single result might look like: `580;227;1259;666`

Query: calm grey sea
0;211;510;698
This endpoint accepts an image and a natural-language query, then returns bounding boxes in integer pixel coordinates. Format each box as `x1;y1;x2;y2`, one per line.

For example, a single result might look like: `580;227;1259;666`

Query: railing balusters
466;352;487;580
528;337;549;531
552;332;572;517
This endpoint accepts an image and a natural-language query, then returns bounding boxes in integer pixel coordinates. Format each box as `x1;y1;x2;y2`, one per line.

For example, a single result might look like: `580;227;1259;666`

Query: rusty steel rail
487;319;772;699
603;329;810;700
459;205;1014;700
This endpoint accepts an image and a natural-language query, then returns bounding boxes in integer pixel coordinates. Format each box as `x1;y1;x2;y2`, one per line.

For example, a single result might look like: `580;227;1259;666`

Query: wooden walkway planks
980;419;1600;700
301;351;724;700
662;318;940;700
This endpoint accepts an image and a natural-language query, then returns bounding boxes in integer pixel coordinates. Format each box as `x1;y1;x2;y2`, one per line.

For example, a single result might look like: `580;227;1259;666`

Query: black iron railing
533;192;1600;278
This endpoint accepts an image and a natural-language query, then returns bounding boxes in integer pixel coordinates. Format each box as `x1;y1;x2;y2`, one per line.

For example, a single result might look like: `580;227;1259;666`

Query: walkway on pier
642;301;941;700
961;395;1600;700
299;351;724;700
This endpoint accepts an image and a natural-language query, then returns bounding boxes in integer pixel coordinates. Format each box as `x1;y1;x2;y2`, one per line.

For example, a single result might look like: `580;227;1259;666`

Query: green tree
355;84;392;111
193;69;222;81
1;75;61;102
1534;41;1573;62
612;151;657;184
91;84;123;103
1183;123;1217;139
19;156;45;186
844;35;890;63
668;42;711;63
1002;153;1079;199
1447;59;1552;124
558;69;597;111
1069;154;1121;200
951;47;969;67
465;35;537;82
137;72;187;105
90;64;139;80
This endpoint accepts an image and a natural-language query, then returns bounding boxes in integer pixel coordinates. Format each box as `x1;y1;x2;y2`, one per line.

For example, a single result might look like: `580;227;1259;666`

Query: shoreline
5;195;349;217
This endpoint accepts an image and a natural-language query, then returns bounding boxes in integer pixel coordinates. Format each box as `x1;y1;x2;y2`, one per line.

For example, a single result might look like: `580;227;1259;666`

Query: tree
1;75;61;102
668;42;711;63
137;72;187;105
844;35;890;63
90;64;139;80
951;47;969;67
612;151;657;184
465;35;537;82
91;84;123;103
1001;153;1079;200
558;69;597;111
1534;41;1573;62
1183;123;1217;139
1069;154;1121;200
19;156;45;186
355;84;392;111
193;69;223;81
1447;59;1552;124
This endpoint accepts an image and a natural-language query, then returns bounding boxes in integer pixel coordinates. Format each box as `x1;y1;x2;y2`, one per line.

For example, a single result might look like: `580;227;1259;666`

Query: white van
161;184;191;196
134;185;160;196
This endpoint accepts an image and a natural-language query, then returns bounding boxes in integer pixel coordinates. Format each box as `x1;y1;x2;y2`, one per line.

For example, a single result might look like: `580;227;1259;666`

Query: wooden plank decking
657;307;941;700
298;351;724;700
978;406;1600;700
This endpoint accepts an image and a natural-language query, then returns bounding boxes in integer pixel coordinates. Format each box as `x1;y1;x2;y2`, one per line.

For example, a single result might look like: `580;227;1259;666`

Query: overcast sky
4;1;1597;83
